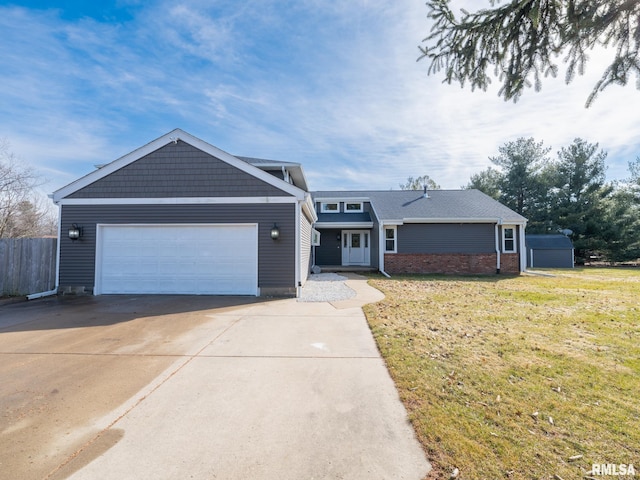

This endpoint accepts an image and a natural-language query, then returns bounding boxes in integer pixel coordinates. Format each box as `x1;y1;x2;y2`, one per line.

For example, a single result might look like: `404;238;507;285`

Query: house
313;190;527;275
51;129;527;297
525;234;574;268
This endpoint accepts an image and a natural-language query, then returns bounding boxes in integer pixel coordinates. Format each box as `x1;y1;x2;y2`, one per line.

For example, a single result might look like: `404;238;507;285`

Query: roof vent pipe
423;185;430;199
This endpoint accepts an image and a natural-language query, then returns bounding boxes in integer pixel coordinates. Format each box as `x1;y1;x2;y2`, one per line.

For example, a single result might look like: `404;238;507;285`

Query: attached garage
51;129;317;297
96;224;258;295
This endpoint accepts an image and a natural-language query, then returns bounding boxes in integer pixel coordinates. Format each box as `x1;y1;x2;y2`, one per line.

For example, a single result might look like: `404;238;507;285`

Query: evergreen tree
544;139;610;259
599;185;640;262
420;0;640;106
466;138;639;263
490;137;550;223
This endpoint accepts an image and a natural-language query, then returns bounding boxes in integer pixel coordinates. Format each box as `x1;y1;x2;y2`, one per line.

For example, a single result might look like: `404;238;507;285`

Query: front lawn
364;268;640;480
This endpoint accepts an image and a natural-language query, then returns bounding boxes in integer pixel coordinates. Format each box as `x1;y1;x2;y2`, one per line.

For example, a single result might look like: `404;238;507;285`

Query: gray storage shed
526;234;574;268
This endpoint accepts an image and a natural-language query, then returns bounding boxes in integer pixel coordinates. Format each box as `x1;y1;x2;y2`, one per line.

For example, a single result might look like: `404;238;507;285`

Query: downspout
281;166;289;184
378;223;391;278
495;219;502;274
29;201;61;300
518;224;527;272
295;199;301;298
27;289;57;300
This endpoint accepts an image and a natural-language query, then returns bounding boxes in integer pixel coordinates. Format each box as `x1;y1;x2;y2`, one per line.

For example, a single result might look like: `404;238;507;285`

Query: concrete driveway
0;277;429;480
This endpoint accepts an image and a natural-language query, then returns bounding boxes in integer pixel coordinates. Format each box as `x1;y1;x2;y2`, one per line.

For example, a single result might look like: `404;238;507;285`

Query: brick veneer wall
500;253;520;273
384;253;520;275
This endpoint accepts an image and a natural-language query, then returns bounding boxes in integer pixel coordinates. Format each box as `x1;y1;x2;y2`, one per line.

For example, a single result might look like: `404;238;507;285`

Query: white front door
341;230;370;266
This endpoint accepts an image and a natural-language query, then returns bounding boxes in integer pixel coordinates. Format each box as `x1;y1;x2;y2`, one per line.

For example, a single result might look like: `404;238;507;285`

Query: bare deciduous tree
0;139;55;238
400;175;440;190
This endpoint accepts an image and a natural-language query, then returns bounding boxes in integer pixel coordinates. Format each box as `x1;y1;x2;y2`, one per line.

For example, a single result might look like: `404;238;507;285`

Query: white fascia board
302;194;318;223
314;222;374;229
56;196;299;206
52;129;307;203
314;196;370;203
400;217;526;225
295;165;310;193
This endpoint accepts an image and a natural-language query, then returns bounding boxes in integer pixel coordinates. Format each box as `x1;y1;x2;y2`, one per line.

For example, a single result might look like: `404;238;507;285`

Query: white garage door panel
98;225;258;295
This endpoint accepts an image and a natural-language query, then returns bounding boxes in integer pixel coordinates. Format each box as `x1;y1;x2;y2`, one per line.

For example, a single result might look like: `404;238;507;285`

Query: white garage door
96;224;258;295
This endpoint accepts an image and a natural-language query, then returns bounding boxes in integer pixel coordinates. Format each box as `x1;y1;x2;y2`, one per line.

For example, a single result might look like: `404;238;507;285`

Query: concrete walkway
55;277;430;480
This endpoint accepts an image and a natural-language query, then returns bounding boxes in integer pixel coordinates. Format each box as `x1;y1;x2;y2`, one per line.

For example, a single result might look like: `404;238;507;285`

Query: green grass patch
364;268;640;479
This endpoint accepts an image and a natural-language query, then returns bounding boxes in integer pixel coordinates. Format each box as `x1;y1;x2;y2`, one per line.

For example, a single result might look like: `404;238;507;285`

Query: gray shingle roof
526;234;574;249
312;190;526;223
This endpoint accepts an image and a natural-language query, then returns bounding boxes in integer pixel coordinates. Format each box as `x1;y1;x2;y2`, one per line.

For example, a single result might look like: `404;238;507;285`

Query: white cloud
0;0;638;197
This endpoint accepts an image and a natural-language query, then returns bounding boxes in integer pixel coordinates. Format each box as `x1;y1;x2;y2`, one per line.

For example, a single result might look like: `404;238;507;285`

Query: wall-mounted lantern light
68;224;83;241
336;234;341;241
270;223;280;240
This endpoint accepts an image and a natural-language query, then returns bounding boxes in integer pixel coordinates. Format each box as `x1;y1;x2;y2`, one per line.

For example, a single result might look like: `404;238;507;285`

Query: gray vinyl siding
59;203;295;292
299;211;312;285
397;223;495;254
369;206;380;269
69;141;289;198
315;229;342;265
528;249;574;268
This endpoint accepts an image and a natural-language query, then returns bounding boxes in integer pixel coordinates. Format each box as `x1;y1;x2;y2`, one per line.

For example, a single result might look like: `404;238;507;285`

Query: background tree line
0;139;56;238
467;137;640;264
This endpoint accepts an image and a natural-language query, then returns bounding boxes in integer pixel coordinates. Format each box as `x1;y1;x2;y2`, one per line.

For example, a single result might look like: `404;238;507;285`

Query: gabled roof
51;129;309;203
312;189;527;224
526;234;574;249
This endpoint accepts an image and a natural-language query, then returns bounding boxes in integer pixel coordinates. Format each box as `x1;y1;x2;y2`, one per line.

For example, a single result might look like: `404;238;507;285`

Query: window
345;202;363;213
503;227;516;253
384;227;397;253
321;202;339;213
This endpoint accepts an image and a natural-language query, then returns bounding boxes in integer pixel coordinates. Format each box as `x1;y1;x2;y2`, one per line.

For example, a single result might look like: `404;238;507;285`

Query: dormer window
321;202;339;213
345;202;363;213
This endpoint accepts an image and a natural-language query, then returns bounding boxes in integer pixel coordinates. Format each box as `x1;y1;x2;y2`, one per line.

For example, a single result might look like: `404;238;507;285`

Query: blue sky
1;0;639;200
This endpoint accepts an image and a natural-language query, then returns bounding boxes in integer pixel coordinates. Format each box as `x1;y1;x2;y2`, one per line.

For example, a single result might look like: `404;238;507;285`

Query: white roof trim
56;196;298;206
315;197;371;203
51;129;307;203
301;194;318;223
395;217;527;225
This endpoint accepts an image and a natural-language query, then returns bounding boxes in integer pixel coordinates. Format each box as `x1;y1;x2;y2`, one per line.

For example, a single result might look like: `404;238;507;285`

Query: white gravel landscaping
297;273;356;302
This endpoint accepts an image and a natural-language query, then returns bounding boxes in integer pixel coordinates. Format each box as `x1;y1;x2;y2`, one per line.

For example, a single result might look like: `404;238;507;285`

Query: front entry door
341;230;370;266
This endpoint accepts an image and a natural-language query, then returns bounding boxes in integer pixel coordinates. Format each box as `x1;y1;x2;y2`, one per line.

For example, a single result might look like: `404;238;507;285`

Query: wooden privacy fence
0;238;57;296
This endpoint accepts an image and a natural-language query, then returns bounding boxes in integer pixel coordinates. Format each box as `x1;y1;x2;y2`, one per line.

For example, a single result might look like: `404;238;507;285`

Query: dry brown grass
363;268;640;480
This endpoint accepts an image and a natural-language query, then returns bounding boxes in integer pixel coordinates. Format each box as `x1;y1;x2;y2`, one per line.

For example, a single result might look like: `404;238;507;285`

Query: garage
95;224;258;295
